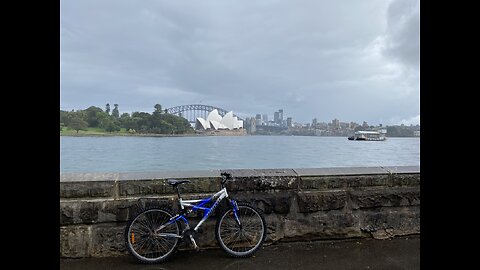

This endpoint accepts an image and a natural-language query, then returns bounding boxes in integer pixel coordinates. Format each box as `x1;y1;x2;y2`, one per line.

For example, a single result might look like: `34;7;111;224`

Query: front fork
230;199;242;228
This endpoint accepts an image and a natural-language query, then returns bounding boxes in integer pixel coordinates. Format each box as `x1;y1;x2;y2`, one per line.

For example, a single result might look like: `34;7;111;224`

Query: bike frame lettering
158;187;239;235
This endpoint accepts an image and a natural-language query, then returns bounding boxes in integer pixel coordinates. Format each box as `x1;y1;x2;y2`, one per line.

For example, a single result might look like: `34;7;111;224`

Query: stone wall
60;166;420;258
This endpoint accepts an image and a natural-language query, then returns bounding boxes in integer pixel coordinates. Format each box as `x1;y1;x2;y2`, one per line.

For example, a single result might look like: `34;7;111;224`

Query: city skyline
61;0;419;126
247;107;419;128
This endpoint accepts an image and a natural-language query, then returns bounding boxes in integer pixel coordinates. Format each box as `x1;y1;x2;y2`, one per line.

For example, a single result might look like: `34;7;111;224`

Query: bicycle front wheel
215;203;267;257
125;208;180;263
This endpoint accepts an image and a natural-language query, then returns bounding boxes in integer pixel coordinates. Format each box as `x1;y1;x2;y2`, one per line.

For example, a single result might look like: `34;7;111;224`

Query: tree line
60;103;194;134
354;124;417;137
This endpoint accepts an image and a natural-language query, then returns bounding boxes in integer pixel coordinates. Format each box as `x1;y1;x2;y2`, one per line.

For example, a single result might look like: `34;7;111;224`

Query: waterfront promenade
60;236;420;270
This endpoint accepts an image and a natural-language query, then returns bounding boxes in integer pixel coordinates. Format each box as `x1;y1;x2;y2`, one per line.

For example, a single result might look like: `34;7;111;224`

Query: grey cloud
382;0;420;68
61;0;419;125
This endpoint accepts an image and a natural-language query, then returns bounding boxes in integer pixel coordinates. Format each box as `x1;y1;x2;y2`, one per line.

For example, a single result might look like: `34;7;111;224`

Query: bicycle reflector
131;231;135;244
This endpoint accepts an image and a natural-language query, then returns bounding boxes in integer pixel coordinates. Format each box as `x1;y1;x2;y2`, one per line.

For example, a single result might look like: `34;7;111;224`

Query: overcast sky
60;0;419;125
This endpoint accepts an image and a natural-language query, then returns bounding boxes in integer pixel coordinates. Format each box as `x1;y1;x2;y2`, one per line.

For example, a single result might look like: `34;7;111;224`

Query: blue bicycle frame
154;187;241;247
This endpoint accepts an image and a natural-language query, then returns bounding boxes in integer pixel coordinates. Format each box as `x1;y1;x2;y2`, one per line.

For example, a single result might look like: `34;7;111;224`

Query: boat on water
348;131;386;141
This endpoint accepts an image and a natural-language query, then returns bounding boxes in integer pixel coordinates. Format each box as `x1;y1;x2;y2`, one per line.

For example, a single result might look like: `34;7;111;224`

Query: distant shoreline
60;133;195;137
60;133;419;138
59;132;233;137
60;130;247;137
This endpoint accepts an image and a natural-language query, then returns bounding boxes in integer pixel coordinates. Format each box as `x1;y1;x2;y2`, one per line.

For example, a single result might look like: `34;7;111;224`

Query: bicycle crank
183;229;200;251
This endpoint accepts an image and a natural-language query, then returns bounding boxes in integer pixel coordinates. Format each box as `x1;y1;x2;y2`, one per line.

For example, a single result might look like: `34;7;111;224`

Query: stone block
357;206;420;239
296;190;347;213
90;223;128;257
60;200;100;225
98;199;139;223
300;176;347;190
61;198;153;225
222;169;298;191
345;175;392;188
382;166;420;174
295;166;387;176
60;225;92;258
283;211;362;240
300;174;420;191
60;181;115;198
388;174;421;187
118;179;171;196
60;202;74;225
264;214;285;243
229;191;293;214
118;178;220;197
61;173;119;182
78;201;100;224
117;170;220;180
350;187;420;209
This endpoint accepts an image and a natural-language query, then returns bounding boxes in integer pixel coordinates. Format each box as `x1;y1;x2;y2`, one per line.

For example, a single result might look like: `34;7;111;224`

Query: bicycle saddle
167;179;191;187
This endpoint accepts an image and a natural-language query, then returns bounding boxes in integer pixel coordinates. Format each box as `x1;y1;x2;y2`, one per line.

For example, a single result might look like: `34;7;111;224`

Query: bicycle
124;172;267;264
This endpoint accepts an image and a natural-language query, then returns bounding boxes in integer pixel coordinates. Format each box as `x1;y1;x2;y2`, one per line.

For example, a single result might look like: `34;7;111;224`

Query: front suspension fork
230;199;242;228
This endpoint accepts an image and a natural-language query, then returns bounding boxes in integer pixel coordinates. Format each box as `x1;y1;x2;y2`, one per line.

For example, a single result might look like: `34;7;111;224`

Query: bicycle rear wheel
124;208;180;263
215;203;266;257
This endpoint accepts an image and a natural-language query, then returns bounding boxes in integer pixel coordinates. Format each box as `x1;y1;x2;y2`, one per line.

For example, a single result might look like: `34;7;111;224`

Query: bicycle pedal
189;235;200;251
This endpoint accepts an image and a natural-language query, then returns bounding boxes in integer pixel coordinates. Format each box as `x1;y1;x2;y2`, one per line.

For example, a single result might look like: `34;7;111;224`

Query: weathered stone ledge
60;166;419;198
60;166;420;258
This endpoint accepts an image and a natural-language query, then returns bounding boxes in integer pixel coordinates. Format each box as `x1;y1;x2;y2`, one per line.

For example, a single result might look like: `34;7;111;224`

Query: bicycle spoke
126;209;180;262
218;205;265;256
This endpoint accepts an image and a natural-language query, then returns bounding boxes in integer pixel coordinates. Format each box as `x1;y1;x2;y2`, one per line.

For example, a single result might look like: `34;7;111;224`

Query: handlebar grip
221;172;232;179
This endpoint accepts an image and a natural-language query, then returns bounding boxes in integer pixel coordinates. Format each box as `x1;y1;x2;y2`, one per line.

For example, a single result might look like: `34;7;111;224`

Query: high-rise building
312;118;318;127
332;118;340;129
279;109;283;121
287;117;292;128
255;114;262;120
262;114;268;123
274;112;280;124
245;117;257;134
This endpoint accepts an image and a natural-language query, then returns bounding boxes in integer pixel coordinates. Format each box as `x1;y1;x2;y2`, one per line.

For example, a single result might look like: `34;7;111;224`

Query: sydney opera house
195;109;243;130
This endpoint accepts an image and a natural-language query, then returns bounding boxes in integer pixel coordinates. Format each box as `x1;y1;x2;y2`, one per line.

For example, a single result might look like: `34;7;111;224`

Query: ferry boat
348;131;386;141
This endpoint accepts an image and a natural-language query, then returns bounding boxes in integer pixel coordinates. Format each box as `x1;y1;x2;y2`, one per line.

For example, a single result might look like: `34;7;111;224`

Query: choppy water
60;135;419;173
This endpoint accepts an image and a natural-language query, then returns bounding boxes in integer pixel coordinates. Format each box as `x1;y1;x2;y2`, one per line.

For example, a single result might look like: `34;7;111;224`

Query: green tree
112;104;119;119
119;112;130;126
386;126;414;137
153;104;162;117
105;121;120;132
67;117;88;133
118;112;132;129
60;105;194;135
84;106;103;127
96;111;112;129
131;112;151;132
60;110;70;126
105;103;110;115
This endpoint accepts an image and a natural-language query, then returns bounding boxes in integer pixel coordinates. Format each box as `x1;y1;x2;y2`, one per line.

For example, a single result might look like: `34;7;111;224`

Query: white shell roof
196;110;243;130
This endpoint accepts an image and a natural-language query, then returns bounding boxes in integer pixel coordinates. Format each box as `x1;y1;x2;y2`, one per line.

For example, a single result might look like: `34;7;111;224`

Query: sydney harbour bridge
165;104;244;124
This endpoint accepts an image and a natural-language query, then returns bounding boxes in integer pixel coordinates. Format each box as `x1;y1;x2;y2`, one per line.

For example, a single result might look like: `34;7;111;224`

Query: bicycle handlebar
220;172;232;186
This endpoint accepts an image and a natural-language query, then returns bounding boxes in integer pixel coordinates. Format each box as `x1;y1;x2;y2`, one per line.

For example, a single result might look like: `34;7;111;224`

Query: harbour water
60;135;420;173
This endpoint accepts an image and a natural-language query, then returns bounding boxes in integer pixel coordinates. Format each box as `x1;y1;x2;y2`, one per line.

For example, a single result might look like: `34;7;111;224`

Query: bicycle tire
124;207;180;263
215;203;267;257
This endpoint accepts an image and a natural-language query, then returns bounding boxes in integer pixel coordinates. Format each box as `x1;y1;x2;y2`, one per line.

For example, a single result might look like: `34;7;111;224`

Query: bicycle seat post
174;186;181;199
